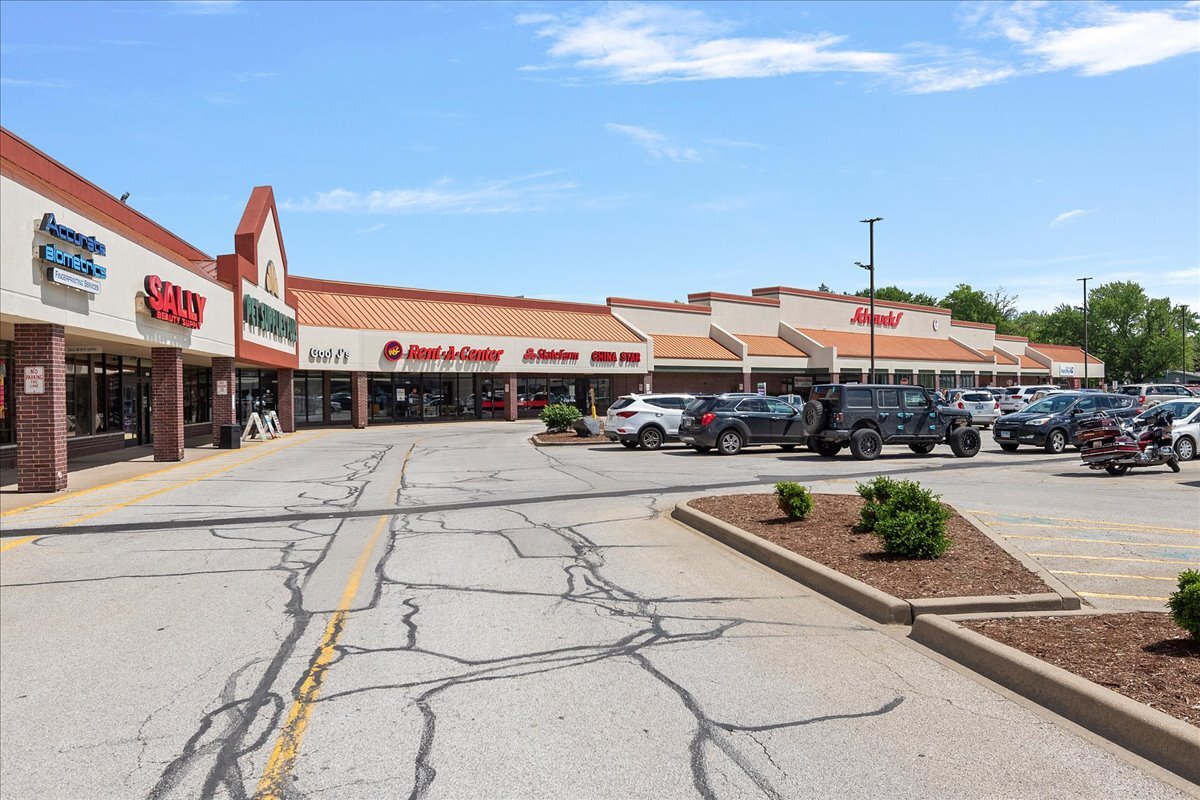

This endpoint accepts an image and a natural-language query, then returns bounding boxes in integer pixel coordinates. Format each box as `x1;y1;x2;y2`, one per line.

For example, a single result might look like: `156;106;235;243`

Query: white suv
605;394;695;450
999;385;1059;414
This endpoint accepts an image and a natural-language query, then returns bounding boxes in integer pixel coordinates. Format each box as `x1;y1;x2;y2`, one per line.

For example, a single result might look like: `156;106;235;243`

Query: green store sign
243;295;297;343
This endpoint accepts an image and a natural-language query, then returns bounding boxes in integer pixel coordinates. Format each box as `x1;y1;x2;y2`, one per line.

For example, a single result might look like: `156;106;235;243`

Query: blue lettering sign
39;213;107;256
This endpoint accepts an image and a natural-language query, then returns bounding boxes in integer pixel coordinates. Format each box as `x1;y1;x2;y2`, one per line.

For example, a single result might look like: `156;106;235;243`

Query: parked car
992;391;1137;453
948;389;1002;428
979;387;1005;401
1116;384;1197;408
1132;398;1200;461
802;384;979;460
999;385;1059;414
678;394;805;455
1030;388;1064;403
604;394;696;450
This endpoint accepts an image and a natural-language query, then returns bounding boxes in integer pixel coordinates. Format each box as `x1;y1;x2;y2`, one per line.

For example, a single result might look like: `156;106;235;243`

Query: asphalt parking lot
1;422;1196;799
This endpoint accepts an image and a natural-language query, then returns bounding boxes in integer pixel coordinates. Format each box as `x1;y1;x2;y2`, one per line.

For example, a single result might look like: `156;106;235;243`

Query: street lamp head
860;217;883;224
855;261;871;271
1076;276;1093;282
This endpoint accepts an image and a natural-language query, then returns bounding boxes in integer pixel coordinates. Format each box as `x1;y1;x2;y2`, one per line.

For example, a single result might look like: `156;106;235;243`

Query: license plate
999;430;1012;438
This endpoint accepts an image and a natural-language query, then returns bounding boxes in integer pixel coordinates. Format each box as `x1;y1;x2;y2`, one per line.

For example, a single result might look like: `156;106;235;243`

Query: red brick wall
350;372;368;428
650;371;740;395
211;357;237;446
152;347;184;462
277;368;295;433
14;323;67;492
504;373;518;421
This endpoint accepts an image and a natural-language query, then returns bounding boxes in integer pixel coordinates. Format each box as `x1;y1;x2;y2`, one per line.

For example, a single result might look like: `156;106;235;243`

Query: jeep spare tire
801;401;827;434
949;426;981;458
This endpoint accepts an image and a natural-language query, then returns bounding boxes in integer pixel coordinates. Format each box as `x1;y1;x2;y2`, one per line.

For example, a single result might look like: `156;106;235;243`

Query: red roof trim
687;291;780;307
608;297;711;314
996;334;1029;342
950;319;995;330
291;276;615;315
752;286;951;315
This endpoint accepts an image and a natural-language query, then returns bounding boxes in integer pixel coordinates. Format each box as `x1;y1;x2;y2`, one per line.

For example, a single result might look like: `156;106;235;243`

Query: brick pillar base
277;368;295;433
152;347;185;462
504;373;518;421
350;372;368;429
211;357;237;446
15;323;67;492
742;371;753;393
829;372;840;384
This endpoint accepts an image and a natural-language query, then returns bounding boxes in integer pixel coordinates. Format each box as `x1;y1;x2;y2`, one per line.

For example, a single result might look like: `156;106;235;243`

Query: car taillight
957;401;964;409
616;411;637;418
700;412;716;427
1139;396;1146;405
994;402;1000;410
834;412;844;424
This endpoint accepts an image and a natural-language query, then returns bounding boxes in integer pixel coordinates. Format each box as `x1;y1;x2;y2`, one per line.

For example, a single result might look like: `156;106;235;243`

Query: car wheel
717;429;744;456
692;445;712;453
801;401;827;434
998;442;1019;452
620;440;638;449
814;440;841;458
1044;429;1067;454
1174;436;1196;462
638;426;664;450
908;443;936;454
949;426;981;458
779;444;797;451
849;428;883;461
1104;463;1129;476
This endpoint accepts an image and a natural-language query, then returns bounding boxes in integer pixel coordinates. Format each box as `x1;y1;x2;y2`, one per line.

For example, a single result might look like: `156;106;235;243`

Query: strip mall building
0;129;1103;491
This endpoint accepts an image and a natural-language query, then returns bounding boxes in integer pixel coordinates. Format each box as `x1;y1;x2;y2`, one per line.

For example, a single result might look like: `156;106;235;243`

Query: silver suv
605;394;695;450
999;385;1058;414
1117;384;1196;409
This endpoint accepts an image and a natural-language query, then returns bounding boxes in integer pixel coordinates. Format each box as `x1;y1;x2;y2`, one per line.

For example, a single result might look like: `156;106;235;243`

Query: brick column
152;347;185;462
504;373;518;421
277;368;295;433
14;323;67;493
829;372;840;384
350;372;368;429
210;357;237;446
644;371;653;393
322;371;332;424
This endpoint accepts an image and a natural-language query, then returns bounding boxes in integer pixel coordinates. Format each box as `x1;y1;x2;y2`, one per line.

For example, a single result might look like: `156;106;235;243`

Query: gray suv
803;384;979;460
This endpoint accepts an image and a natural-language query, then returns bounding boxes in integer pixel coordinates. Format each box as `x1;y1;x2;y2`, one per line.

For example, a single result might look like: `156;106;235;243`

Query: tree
937;284;1021;334
817;283;831;293
852;285;939;306
1031;304;1083;346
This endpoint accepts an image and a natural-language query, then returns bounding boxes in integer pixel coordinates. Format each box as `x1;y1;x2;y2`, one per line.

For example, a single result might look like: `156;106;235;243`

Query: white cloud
0;77;73;88
283;172;578;215
205;91;241;106
605;123;701;163
701;137;766;149
353;223;386;235
522;3;899;83
169;0;243;14
1050;209;1091;228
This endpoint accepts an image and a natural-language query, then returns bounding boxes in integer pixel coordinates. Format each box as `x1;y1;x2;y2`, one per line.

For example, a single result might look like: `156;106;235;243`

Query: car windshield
1137;400;1200;421
1022;395;1077;414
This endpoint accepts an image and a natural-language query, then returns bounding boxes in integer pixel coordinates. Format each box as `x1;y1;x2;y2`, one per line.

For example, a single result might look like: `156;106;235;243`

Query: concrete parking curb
910;612;1200;786
672;499;1078;626
529;436;613;448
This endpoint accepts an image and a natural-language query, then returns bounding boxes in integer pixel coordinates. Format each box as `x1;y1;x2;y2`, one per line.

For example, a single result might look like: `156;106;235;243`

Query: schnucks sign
144;275;206;329
383;341;503;362
849;307;903;328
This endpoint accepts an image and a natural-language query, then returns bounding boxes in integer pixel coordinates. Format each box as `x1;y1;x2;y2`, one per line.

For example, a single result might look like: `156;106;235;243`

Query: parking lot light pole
1077;276;1092;387
857;217;883;382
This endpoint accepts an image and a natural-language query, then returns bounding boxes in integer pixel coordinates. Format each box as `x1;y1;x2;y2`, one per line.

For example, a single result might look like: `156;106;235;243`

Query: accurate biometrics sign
37;212;108;294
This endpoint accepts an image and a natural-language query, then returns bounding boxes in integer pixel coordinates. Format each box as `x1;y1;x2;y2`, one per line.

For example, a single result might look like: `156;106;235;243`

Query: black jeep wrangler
802;384;980;460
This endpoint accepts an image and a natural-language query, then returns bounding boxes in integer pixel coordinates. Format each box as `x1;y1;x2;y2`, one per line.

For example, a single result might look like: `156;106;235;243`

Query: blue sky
2;0;1197;312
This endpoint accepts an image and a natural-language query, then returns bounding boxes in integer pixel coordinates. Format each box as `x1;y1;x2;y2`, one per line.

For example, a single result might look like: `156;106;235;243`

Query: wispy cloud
605;123;700;163
283;172;578;215
233;71;277;82
701;137;767;150
1050;209;1091;228
0;77;74;89
354;223;387;235
205;91;241;106
169;0;243;14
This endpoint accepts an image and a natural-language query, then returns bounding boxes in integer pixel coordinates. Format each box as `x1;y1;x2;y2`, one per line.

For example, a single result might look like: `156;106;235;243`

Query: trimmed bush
1168;570;1200;639
540;403;582;433
774;482;814;520
861;477;953;559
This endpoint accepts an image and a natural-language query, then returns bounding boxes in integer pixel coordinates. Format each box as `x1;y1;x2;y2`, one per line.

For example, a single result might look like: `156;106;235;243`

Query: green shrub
1168;570;1200;638
855;476;898;531
539;403;581;433
865;478;953;559
774;482;814;520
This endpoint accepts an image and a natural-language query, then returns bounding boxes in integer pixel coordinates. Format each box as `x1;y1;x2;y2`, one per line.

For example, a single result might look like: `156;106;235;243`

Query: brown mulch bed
690;493;1051;599
532;431;611;445
963;613;1200;727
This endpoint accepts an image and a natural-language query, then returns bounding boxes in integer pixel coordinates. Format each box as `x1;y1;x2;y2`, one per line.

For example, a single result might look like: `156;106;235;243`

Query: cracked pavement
0;422;1194;799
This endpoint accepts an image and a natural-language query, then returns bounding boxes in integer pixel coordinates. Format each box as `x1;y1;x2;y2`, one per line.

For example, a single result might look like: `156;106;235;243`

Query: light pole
856;217;883;382
1077;276;1092;387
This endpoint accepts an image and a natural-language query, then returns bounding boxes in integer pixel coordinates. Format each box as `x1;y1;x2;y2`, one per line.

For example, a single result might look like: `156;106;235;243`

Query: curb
911;613;1200;786
672;500;1077;626
529;436;613;448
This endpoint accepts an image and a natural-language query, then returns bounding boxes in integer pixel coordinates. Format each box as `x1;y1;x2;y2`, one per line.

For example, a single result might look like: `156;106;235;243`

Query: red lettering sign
144;275;206;329
523;348;580;362
849;307;903;328
384;342;505;362
591;350;617;363
383;340;403;361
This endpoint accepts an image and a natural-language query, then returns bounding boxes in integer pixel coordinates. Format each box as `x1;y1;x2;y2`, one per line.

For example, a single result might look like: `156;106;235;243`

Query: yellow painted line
1004;534;1200;550
984;520;1200;537
0;448;230;519
0;535;39;554
1049;569;1178;582
970;510;1199;535
1028;553;1196;566
1077;591;1169;602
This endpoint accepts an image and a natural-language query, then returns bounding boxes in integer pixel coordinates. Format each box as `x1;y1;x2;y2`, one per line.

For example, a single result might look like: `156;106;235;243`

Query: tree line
815;281;1199;383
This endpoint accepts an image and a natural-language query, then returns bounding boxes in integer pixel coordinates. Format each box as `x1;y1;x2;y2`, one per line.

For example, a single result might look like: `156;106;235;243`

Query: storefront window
957;373;975;388
237;369;278;423
329;372;351;422
0;341;14;445
549;377;576;407
518;376;548;418
939;372;957;390
395;375;422;420
841;370;863;384
478;377;500;419
917;371;935;389
183;366;211;424
893;370;914;386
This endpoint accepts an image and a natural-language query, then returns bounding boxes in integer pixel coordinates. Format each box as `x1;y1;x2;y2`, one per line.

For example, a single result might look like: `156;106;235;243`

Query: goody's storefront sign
37;212;108;295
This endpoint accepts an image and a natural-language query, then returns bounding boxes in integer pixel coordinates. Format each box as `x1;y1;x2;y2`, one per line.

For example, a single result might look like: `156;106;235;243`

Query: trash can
219;424;241;449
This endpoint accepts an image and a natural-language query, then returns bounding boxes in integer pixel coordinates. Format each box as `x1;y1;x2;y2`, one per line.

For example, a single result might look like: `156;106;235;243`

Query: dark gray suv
803;384;979;460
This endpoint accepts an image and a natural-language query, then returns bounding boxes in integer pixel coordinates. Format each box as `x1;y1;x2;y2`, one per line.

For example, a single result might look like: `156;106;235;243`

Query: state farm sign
850;307;903;328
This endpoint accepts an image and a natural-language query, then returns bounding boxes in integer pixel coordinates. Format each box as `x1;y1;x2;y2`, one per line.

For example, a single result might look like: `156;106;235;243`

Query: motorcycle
1078;408;1180;476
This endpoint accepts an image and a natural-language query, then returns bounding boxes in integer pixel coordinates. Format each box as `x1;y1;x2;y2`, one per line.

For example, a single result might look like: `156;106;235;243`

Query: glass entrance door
139;364;153;446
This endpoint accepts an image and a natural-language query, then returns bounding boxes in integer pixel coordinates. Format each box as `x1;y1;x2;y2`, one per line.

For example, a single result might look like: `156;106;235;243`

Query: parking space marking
1078;591;1170;602
1028;553;1196;565
1004;534;1200;550
970;510;1200;535
0;536;38;554
1049;569;1179;582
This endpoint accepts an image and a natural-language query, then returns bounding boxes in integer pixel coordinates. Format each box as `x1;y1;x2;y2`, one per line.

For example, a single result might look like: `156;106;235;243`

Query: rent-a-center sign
384;341;503;363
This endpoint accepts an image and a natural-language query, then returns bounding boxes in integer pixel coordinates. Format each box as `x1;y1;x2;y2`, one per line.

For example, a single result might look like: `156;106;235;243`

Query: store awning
651;335;739;360
1027;343;1103;365
737;335;807;357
